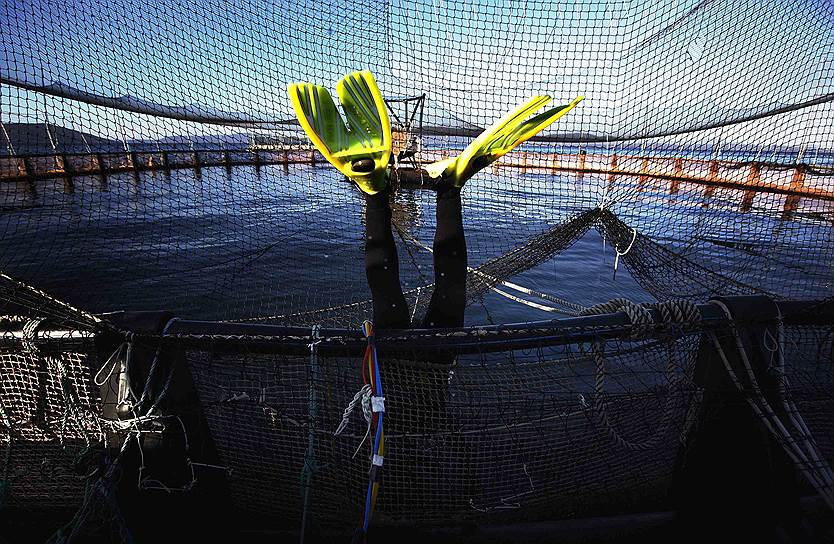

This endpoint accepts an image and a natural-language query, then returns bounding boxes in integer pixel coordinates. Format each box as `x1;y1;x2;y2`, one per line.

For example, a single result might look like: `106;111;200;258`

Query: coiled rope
334;384;373;439
580;299;700;451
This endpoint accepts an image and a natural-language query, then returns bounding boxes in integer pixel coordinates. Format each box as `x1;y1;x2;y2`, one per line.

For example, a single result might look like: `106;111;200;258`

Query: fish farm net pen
2;0;834;541
1;294;833;542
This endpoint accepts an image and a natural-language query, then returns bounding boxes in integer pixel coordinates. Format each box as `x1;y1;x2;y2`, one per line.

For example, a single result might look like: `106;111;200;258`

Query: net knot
580;298;653;338
334;384;373;437
651;299;701;328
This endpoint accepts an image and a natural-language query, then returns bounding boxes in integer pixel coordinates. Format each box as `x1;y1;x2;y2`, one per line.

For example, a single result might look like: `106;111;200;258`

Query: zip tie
613;227;637;278
308;324;322;351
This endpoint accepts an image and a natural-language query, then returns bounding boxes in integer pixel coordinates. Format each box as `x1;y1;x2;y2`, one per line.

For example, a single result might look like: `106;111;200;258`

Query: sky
1;0;833;152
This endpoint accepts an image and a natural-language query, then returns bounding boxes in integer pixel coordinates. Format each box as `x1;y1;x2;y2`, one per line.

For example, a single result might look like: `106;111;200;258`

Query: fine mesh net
0;329;100;509
1;309;833;537
185;336;700;527
2;0;834;540
187;321;834;528
1;0;833;325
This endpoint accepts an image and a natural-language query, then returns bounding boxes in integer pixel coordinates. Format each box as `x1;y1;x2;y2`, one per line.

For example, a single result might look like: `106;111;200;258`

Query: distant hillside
1;122;124;155
1;123;269;154
149;132;252;151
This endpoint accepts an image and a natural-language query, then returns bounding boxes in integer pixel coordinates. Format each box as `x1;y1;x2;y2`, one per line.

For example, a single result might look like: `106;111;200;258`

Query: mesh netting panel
1;0;833;325
781;324;834;467
185;333;696;527
0;337;100;508
177;319;834;530
0;309;832;537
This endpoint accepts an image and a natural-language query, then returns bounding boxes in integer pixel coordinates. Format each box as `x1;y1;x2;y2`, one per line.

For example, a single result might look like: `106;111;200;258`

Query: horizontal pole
2;299;829;356
158;298;833;356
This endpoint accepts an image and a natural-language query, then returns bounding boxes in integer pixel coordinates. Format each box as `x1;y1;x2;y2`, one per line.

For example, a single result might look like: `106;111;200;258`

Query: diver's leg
416;186;464;476
422;185;467;328
365;187;410;329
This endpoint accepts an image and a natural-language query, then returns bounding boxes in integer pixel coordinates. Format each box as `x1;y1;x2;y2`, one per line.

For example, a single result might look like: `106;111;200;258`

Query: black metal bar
383;98;404;126
157;298;834;357
11;298;828;357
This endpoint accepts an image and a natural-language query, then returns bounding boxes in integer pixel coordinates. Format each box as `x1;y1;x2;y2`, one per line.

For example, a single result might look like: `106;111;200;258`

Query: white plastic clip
371;396;385;413
372;454;384;467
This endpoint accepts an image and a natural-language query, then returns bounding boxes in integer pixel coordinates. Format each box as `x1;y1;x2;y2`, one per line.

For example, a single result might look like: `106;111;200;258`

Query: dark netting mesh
0;0;833;325
0;328;100;507
2;0;834;540
184;337;700;527
1;304;833;539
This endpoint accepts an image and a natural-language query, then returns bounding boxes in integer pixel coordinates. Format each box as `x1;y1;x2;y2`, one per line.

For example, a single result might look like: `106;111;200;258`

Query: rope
135;318;180;416
20;317;46;358
94;342;128;386
771;316;834;486
334;384;372;437
0;315;27;324
300;325;321;544
654;298;700;325
47;433;134;544
580;297;654;338
19;317;100;447
56;356;96;448
612;227;637;278
0;272;102;328
708;300;834;511
402;231;585;316
580;299;701;451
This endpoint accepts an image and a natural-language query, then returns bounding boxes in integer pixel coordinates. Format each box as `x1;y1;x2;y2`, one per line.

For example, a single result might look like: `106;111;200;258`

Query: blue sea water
0;163;831;326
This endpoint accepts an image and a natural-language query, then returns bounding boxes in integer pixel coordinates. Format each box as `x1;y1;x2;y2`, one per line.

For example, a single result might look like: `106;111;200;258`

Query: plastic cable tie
371;396;385;413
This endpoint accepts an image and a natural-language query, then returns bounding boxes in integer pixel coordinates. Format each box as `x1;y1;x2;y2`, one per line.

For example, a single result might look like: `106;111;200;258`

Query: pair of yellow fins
288;70;583;195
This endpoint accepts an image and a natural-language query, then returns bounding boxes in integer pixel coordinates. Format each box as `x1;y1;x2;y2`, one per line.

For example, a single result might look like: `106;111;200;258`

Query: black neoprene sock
423;185;467;328
364;188;410;329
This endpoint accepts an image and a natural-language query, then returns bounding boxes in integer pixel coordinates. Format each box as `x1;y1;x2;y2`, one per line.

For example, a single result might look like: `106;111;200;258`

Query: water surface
0;163;831;326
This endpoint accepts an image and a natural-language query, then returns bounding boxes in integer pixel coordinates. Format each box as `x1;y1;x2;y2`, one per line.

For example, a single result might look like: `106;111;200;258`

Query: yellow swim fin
288;70;392;195
426;95;584;187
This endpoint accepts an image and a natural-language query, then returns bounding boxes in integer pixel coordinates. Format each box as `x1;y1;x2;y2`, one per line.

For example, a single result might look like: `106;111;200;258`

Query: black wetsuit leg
365;188;410;329
422;186;467;328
